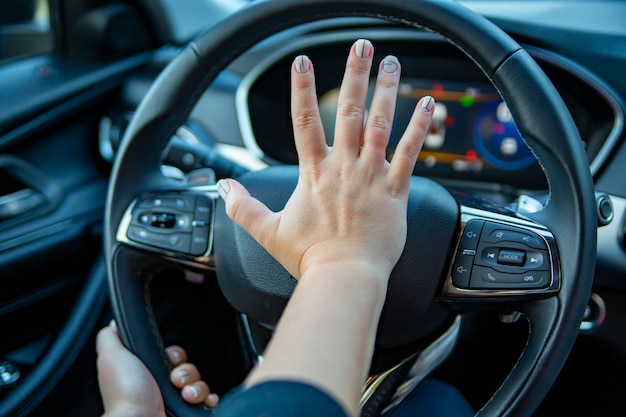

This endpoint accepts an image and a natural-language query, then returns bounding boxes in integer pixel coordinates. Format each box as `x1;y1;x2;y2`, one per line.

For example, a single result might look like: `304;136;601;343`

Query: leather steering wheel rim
104;1;597;416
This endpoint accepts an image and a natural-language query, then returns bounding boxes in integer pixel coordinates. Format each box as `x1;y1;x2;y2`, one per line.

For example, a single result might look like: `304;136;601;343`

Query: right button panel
469;222;551;290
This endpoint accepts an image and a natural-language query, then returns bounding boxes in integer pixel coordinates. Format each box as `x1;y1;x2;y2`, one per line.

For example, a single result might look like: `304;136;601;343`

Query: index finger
387;96;435;194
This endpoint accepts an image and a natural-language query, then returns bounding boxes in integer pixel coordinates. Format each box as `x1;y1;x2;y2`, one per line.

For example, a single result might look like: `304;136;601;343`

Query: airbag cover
214;166;459;348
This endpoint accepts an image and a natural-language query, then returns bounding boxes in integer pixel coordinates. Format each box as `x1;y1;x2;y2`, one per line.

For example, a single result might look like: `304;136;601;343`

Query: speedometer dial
473;100;535;171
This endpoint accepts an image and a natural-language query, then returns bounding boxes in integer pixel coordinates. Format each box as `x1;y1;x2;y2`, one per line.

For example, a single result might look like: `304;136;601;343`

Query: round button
596;194;613;226
0;361;20;389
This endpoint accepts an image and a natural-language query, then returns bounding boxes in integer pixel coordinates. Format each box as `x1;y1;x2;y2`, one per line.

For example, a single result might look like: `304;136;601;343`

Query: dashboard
235;30;622;192
319;78;543;186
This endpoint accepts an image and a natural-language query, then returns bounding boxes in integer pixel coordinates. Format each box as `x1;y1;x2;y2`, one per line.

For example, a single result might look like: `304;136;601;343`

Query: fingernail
382;55;399;74
207;393;220;407
294;55;310;74
187;385;201;399
421;96;435;112
217;179;230;201
109;319;117;328
178;370;189;384
168;348;181;363
355;39;371;58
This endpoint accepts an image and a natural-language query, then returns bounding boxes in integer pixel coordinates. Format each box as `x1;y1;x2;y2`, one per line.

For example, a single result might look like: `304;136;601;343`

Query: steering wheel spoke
439;204;560;304
116;187;218;269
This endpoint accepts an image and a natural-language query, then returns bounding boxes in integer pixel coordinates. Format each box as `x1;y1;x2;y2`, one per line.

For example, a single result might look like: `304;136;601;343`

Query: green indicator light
460;96;474;107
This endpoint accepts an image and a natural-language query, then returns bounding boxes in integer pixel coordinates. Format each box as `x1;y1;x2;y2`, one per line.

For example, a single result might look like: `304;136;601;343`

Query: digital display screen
318;79;546;187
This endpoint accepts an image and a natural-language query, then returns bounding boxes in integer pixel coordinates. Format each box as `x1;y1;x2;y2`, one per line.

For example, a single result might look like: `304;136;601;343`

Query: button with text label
498;249;526;266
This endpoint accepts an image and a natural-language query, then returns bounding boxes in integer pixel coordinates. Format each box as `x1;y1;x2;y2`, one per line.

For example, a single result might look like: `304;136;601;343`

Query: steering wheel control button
191;226;210;256
151;212;176;228
481;222;547;250
526;251;546;269
137;195;195;212
124;193;215;255
498;249;525;266
195;205;211;224
451;220;486;288
452;219;556;291
452;256;474;288
459;220;484;251
128;225;191;253
476;244;548;271
134;211;193;232
470;266;549;289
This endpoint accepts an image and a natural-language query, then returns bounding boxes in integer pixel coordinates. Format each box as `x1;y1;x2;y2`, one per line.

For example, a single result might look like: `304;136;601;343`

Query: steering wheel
104;0;596;416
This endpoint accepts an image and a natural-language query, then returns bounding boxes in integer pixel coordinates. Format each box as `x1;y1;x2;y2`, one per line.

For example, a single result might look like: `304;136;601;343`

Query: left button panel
122;192;214;258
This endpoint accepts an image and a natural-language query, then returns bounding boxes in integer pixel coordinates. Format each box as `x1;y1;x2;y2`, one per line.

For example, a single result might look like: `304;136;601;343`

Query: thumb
217;179;278;248
96;320;121;356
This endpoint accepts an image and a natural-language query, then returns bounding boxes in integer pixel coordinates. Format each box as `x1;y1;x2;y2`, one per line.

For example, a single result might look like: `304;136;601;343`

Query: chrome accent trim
116;187;219;270
174;125;202;145
439;205;561;299
377;316;461;413
215;143;268;172
361;362;404;409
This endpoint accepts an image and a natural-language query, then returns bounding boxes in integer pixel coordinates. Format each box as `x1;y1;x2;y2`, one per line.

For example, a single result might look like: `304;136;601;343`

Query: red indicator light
432;84;445;97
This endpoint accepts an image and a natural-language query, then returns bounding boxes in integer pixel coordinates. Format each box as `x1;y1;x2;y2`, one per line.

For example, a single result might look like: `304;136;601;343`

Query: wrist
296;237;400;282
102;404;165;417
301;258;392;281
299;260;391;305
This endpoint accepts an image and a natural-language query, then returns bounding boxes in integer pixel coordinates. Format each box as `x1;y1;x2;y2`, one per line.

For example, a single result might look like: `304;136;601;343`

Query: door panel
0;50;150;415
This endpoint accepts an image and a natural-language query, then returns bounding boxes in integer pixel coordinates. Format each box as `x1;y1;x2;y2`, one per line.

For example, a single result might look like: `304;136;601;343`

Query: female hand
217;39;434;417
97;322;217;417
218;39;434;282
166;345;219;408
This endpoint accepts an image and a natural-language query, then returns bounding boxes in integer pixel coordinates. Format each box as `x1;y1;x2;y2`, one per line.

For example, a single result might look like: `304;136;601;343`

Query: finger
332;39;373;156
165;345;188;366
291;55;327;167
182;381;212;405
170;363;202;388
205;392;220;408
387;96;435;194
217;179;279;250
96;319;168;416
96;320;120;356
360;55;401;167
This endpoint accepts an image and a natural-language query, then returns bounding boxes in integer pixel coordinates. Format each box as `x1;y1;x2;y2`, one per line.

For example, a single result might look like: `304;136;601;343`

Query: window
0;0;53;63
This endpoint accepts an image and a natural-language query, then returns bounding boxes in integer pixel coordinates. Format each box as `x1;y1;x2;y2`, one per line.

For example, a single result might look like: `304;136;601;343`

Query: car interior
1;0;625;416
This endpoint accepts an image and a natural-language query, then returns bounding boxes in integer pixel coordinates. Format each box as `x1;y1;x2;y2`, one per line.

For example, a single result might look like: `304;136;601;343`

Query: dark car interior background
0;0;625;416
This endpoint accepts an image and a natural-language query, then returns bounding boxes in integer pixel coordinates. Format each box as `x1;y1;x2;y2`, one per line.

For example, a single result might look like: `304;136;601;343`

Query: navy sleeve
214;380;348;417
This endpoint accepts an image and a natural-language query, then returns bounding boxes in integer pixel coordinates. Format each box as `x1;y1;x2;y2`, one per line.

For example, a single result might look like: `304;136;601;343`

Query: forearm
245;262;389;417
